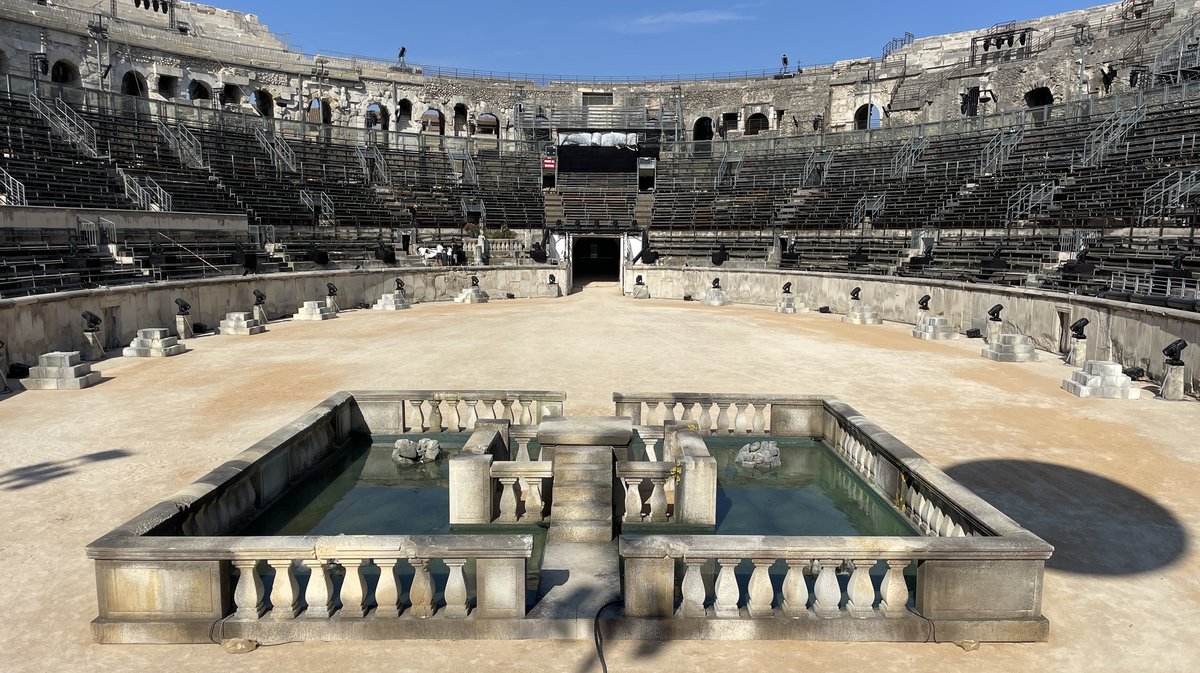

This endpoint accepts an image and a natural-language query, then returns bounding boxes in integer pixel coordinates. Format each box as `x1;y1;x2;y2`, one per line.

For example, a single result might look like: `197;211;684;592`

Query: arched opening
421;108;445;135
188;80;212;101
365;103;391;130
854;103;881;130
453;103;468;135
396;99;413;128
121;71;148;97
156;75;179;98
1024;86;1054;108
50;60;79;85
221;84;243;106
745;112;769;135
477;113;499;136
572;236;621;285
251;89;274;118
693;117;714;142
309;99;332;125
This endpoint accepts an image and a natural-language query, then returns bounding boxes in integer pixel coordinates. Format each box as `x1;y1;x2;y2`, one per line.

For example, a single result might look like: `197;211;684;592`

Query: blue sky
234;0;1104;77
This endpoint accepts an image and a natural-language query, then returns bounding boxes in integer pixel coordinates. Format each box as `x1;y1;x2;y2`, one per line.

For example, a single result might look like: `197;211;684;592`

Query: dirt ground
1;283;1196;672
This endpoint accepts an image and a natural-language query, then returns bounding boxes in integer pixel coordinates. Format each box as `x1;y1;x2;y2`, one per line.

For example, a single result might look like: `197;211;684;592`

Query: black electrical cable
592;599;624;673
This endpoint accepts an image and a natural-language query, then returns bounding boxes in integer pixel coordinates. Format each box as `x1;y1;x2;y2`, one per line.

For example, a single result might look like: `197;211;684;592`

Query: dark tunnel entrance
571;236;621;286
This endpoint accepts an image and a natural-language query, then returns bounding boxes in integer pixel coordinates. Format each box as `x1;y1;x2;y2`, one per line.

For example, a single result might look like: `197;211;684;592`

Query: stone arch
221;83;244;106
366;102;391;130
1024;86;1054;108
121;71;149;97
396;98;413;128
309;98;333;125
251;88;274;117
50;59;79;85
693;116;714;142
421;107;445;135
745;112;769;135
188;80;212;101
854;103;881;130
477;112;499;135
453;103;468;135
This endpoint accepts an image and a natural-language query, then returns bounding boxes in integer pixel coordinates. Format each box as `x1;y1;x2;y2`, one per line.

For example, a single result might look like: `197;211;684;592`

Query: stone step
551;500;614;522
546;519;612;543
29;363;92;379
38;351;81;368
552;447;613;465
136;328;171;340
22;370;101;390
552;483;611;503
990;342;1037;355
555;464;611;482
982;349;1038;363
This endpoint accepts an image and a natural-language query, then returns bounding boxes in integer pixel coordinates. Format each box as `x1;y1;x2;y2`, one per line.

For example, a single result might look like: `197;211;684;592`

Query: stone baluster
374;559;401;618
678;558;707;617
662;402;676;422
518;399;534;425
407;399;426;433
232;559;266;620
681;402;696;423
698;402;712;432
879;560;910;618
845;560;876;618
525;477;545;521
497;477;520;523
623;477;644;522
339;559;368;618
500;398;515;422
648;476;669;523
445;397;462;433
515;437;531;461
812;559;842;618
734;403;748;433
746;558;775;618
302;560;334;618
480;397;497;420
716;403;731;434
427;399;443;433
267;559;301;619
408;558;434;618
443;559;469;617
937;511;954;537
648;401;662;426
643;437;659;461
951;523;966;537
752;403;767;433
713;558;741;618
781;560;809;617
465;398;480;430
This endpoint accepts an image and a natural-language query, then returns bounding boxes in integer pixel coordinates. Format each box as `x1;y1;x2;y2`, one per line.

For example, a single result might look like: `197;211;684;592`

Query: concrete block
38;351;80;368
703;289;729;306
538;417;632;446
1161;364;1186;401
81;332;104;362
842;302;882;325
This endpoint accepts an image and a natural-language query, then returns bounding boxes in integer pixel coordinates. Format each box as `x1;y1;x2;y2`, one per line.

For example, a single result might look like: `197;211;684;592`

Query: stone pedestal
372;292;411;310
1067;338;1088;366
703;288;729;306
1161;364;1186;401
541;283;563;298
122;328;185;357
454;287;490;304
292;301;337;321
324;296;340;315
218;312;267;335
81;331;104;362
775;293;808;314
21;351;101;390
252;305;269;326
842;301;882;325
631;285;650;300
986;320;1003;344
174;314;194;339
1062;361;1140;399
982;334;1039;362
912;315;958;340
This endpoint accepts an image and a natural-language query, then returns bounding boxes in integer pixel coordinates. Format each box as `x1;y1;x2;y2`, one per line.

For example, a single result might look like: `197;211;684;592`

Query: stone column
175;314;194;339
1068;338;1087;367
986;319;1003;344
374;559;400;618
267;559;301;619
231;560;266;620
1162;364;1186;401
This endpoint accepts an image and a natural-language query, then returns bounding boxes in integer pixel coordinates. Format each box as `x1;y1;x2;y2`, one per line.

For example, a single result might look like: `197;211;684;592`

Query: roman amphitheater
1;0;1199;671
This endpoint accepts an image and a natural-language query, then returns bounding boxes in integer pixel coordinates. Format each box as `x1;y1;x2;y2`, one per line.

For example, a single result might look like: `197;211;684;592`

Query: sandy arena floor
1;283;1196;672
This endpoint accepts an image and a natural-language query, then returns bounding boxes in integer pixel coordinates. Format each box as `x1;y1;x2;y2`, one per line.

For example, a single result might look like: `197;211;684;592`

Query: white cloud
614;8;753;33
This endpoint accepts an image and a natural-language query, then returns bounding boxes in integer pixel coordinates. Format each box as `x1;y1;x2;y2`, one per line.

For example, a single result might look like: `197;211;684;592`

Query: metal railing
1152;11;1200;82
114;167;150;209
175;123;205;168
318;191;335;226
888;135;928;180
802;149;834;187
0;166;26;206
140;176;172;211
1142;169;1200;222
370;143;391;187
77;216;116;248
852;194;886;226
977;125;1025;176
1080;104;1146;167
1007;181;1057;222
1109;270;1200;298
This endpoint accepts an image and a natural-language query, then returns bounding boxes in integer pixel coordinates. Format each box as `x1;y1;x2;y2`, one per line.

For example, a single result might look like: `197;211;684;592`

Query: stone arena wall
0;265;561;364
625;266;1200;395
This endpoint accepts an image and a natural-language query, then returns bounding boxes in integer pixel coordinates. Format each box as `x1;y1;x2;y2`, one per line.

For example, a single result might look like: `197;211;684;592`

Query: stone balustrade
491;461;553;523
619;533;1051;629
391;391;565;433
616;461;676;523
614;393;829;437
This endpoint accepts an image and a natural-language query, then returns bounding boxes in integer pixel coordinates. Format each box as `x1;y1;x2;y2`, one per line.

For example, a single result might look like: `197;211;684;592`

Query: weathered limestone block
453;287;489;304
982;334;1039;362
631;285;651;299
292;301;337;321
986;319;1003;344
735;440;781;468
912;315;958;340
1161;364;1186;401
217;312;266;335
703;288;729;306
373;292;411;310
775;293;809;314
123;328;186;357
392;438;441;465
21;351;101;390
175;314;194;339
1066;338;1087;366
1061;361;1139;399
842;301;882;325
81;331;105;362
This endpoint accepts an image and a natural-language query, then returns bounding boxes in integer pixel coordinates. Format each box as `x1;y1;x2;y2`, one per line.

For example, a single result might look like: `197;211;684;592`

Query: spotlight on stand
395;278;405;292
849;287;861;301
82;311;103;332
470;275;480;287
918;294;931;311
782;282;793;294
711;277;721;290
635;275;644;286
327;283;338;297
1070;318;1089;339
1163;339;1188;366
988;304;1004;322
175;298;191;315
253;290;267;306
548;274;557;285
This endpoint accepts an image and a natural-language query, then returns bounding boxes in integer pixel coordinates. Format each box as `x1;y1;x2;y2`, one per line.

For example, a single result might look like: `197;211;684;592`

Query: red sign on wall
543;158;557;170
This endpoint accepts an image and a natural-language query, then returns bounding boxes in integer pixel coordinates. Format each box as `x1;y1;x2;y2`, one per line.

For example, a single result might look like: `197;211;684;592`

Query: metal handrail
0;166;26;206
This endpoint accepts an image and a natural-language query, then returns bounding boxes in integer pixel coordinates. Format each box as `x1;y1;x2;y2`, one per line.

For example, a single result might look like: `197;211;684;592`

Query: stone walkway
0;285;1197;672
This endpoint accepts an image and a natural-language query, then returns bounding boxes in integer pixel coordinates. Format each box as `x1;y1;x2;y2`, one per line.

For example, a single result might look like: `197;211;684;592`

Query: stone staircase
547;446;614;543
633;193;654;226
544;191;565;227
